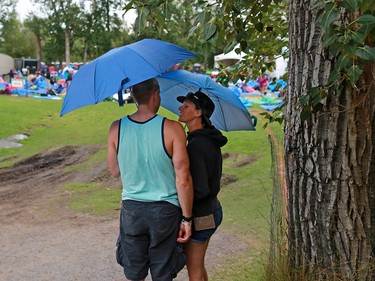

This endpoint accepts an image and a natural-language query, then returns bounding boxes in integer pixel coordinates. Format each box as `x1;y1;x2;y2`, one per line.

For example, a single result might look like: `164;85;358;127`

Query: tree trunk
285;0;375;279
83;41;88;64
65;29;70;65
35;35;42;61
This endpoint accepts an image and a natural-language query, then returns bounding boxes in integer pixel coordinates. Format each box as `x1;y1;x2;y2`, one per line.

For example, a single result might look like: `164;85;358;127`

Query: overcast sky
16;0;136;25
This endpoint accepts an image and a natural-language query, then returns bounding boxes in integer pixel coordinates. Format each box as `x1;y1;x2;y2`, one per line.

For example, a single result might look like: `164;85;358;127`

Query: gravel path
0;145;249;281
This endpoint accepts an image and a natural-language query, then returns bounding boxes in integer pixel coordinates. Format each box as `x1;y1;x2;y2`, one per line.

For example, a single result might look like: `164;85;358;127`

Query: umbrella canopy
156;70;256;131
60;39;196;116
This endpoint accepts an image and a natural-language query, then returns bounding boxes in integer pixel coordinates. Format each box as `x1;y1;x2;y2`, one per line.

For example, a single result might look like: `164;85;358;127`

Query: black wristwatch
182;215;193;222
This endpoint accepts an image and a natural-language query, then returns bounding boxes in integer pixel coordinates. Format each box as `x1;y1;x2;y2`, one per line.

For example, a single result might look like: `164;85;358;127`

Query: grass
0;95;284;280
63;182;121;216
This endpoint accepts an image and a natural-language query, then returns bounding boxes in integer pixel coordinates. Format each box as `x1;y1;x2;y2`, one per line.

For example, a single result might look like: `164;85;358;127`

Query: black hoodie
187;127;228;217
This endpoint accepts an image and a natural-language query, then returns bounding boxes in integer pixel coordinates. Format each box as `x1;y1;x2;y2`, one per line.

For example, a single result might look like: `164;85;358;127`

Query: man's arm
165;119;194;243
107;120;120;178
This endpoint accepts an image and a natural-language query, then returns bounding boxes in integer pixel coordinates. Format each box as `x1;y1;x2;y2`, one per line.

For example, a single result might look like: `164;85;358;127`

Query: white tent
273;55;288;78
0;53;14;75
214;46;288;78
214;48;246;68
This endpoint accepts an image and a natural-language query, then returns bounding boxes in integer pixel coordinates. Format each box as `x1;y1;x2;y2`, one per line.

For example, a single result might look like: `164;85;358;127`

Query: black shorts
116;200;186;281
190;206;223;243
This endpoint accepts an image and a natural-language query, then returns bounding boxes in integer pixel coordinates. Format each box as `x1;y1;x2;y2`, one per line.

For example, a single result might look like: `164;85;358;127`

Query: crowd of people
0;63;78;96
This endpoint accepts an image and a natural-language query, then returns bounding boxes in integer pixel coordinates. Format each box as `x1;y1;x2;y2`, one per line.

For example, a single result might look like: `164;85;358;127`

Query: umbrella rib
211;94;228;131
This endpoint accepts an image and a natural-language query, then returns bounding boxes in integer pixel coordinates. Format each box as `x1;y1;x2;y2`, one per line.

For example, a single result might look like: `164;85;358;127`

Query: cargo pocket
170;243;186;278
116;235;124;267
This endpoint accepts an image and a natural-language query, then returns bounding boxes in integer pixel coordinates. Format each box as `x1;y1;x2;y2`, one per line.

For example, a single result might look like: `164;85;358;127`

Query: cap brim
177;96;186;103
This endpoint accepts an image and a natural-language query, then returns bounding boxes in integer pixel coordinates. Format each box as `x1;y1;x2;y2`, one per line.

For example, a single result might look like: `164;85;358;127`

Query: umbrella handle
118;77;130;107
118;90;124;107
251;116;257;127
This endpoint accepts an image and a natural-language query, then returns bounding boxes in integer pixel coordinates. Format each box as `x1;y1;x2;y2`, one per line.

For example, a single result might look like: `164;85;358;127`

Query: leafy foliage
0;12;36;58
0;0;128;64
122;0;218;68
123;0;288;75
299;0;375;117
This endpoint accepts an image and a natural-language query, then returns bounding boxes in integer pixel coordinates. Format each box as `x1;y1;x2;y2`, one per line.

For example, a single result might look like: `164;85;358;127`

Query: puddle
0;134;29;149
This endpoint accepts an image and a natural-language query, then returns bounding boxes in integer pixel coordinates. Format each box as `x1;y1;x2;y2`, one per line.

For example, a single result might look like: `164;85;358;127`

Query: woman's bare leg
185;239;210;281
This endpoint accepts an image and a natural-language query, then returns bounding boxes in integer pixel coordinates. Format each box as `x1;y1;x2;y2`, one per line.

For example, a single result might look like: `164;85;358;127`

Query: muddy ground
0;146;252;281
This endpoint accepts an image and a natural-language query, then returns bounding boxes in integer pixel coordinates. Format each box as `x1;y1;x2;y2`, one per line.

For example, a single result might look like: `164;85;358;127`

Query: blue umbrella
156;70;256;131
60;39;196;116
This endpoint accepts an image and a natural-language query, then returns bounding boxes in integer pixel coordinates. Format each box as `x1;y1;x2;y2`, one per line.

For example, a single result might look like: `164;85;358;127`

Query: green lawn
0;94;284;280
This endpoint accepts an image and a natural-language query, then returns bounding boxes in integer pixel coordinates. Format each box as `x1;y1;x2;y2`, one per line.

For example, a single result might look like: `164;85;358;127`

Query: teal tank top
117;115;179;207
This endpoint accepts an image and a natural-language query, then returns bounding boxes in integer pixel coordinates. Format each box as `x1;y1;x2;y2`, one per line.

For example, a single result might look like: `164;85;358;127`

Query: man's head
177;90;215;128
131;78;160;105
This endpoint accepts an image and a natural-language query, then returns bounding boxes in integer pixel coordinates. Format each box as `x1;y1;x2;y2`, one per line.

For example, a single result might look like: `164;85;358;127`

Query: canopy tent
0;53;14;75
214;46;288;78
214;48;246;68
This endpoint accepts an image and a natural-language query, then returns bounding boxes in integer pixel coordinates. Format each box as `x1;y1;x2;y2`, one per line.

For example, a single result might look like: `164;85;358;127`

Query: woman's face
178;100;201;124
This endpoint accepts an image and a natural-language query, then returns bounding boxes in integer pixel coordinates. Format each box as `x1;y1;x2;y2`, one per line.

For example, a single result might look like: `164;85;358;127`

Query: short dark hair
132;78;160;104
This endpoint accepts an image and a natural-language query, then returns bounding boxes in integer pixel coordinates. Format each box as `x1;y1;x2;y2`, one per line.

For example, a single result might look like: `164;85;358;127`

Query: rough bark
35;35;42;61
285;0;375;279
65;29;70;65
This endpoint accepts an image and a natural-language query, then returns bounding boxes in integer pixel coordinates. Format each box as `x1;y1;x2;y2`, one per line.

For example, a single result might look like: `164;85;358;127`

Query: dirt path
0;146;249;281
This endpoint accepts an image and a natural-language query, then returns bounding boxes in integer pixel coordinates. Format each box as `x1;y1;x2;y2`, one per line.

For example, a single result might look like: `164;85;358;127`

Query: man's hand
177;221;192;243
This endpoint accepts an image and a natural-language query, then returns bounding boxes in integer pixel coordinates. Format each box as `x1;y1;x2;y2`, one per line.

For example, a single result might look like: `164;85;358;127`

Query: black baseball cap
177;89;215;128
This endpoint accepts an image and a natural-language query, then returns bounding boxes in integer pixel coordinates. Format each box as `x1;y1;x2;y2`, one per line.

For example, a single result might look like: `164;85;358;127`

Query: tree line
0;0;238;70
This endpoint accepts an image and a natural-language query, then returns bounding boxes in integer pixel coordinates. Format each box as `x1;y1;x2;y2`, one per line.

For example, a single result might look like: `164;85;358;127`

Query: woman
177;90;228;281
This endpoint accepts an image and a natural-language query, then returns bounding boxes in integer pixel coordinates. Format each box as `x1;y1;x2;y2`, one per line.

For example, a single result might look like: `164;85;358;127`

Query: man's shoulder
162;118;185;138
163;117;181;127
165;119;184;131
111;119;121;127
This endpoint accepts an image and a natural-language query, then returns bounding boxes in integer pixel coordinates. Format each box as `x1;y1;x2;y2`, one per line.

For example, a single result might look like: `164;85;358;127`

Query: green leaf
342;44;357;55
224;41;238;53
355;46;375;61
123;0;136;11
204;23;217;41
255;22;264;32
150;0;162;9
312;95;322;107
155;13;165;30
226;32;235;44
312;102;324;113
346;65;363;87
195;12;206;25
328;69;340;84
336;55;351;71
299;94;310;106
301;108;311;121
240;41;247;50
188;25;199;38
356;14;375;25
351;30;366;44
360;0;375;10
310;1;326;10
235;18;243;28
134;7;150;33
319;4;339;31
323;33;338;48
232;5;241;14
310;87;320;104
342;0;358;11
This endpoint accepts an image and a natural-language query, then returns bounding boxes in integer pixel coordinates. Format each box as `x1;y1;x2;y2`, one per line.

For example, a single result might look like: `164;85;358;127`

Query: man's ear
152;89;160;102
152;90;158;99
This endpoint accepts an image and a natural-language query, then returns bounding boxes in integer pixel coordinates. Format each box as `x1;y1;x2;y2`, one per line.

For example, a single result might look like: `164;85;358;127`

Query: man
107;78;193;281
